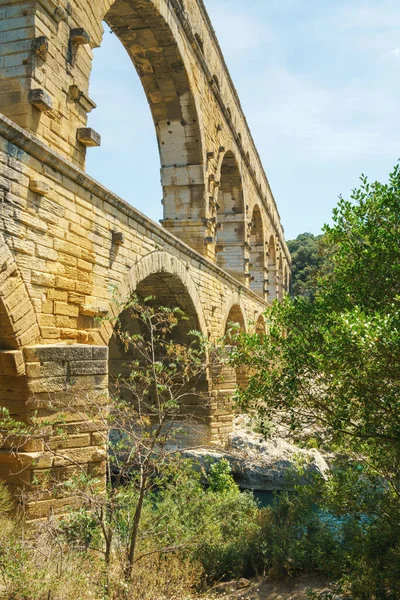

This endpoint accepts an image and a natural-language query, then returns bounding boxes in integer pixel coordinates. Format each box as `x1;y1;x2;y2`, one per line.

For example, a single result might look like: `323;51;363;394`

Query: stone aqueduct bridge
0;0;290;516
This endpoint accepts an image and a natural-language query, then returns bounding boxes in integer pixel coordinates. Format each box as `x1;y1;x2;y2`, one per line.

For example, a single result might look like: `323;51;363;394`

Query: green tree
231;165;400;597
234;165;400;470
287;232;325;298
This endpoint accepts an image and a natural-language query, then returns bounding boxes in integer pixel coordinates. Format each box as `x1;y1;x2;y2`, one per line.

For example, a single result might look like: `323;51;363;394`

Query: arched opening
224;304;248;391
267;236;278;302
224;304;246;337
88;0;206;252
285;265;290;294
108;272;210;444
215;152;245;282
255;314;266;336
278;256;284;301
87;29;162;226
249;206;265;298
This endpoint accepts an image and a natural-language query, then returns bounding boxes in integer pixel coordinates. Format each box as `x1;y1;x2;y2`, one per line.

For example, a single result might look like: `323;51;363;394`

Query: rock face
186;415;329;491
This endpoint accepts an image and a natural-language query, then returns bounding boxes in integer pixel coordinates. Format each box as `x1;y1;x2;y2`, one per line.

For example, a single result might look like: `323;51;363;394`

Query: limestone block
0;350;25;376
79;304;108;317
32;36;49;60
24;345;93;363
25;497;81;520
69;360;108;376
28;89;53;112
76;127;101;147
48;433;91;450
70;28;91;46
112;231;125;246
29;178;51;195
52;446;106;467
0;450;52;470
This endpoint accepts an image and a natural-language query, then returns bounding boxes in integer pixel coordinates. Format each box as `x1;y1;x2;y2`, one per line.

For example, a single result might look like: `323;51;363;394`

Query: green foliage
58;508;101;551
206;459;237;494
322;167;400;312
234;165;400;467
287;232;326;298
231;165;400;597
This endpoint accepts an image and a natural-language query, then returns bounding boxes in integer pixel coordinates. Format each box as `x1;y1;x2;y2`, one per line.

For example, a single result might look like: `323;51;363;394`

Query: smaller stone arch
223;302;248;391
255;313;266;336
278;255;284;301
107;252;211;445
224;304;245;335
267;235;278;302
102;251;208;344
249;205;265;298
215;150;246;283
285;265;291;294
221;292;247;338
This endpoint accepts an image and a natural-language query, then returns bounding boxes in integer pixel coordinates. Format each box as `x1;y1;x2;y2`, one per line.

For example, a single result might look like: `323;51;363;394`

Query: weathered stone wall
0;0;290;291
0;113;269;512
0;0;291;515
0;343;107;519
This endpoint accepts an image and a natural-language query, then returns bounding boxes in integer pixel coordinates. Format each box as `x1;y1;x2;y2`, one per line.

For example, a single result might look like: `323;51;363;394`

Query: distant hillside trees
287;232;325;298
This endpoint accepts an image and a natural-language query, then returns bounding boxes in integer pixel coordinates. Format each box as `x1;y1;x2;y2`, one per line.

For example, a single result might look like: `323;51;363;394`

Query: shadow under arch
107;252;211;443
249;205;265;298
100;1;206;243
278;256;284;301
267;235;278;303
215;151;246;283
223;299;248;392
255;313;266;336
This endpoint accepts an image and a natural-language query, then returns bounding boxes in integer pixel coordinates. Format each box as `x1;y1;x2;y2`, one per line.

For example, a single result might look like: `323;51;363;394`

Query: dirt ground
205;575;331;599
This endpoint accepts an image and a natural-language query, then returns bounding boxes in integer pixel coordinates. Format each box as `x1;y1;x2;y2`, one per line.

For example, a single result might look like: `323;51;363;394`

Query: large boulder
185;415;329;491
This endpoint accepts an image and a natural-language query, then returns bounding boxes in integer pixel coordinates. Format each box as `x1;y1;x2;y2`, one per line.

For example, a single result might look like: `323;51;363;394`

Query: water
251;489;280;508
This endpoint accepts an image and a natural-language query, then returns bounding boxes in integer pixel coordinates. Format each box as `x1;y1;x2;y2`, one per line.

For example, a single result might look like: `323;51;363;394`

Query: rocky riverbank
185;415;329;491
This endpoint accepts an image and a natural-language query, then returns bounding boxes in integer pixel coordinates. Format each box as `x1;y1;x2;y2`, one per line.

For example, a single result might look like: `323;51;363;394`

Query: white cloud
243;66;400;164
382;47;400;59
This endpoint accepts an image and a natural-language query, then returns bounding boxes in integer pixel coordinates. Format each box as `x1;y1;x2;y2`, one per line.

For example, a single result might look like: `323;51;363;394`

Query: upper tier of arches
0;0;290;296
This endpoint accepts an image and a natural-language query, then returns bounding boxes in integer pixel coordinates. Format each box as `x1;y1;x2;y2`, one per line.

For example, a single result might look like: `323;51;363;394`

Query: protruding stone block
29;179;51;196
112;231;125;246
28;89;52;112
32;36;49;60
69;86;96;113
77;128;101;147
70;28;91;46
0;350;25;376
79;305;108;317
53;5;68;23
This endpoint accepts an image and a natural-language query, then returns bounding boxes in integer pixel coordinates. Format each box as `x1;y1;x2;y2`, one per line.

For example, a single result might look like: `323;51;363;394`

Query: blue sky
87;0;400;240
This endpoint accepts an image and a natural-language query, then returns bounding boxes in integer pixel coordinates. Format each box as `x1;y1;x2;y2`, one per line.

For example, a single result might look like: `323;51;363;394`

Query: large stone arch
249;204;265;299
215;151;246;283
102;251;208;343
99;1;207;252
